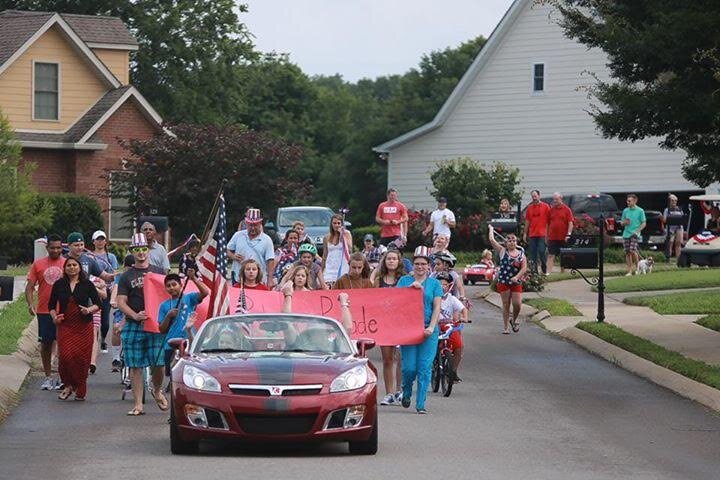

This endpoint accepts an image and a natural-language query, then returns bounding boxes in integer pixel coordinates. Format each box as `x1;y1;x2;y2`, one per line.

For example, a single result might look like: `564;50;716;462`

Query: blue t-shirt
227;230;275;280
397;275;442;327
621;206;646;239
158;292;201;350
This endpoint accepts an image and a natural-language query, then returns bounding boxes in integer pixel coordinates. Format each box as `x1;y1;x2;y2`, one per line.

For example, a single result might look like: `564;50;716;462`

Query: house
374;0;717;213
0;10;164;241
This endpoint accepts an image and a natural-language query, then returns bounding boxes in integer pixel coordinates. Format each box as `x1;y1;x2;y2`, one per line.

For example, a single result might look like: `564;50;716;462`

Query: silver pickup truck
271;206;350;255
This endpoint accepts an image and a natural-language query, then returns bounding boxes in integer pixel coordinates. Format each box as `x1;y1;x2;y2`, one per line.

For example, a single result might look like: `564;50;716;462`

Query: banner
142;273;425;346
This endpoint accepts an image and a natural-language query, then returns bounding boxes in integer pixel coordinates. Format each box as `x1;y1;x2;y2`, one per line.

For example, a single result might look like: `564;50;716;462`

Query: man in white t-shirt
423;197;456;244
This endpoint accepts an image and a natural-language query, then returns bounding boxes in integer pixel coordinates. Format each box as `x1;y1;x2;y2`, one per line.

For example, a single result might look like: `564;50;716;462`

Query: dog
636;256;655;275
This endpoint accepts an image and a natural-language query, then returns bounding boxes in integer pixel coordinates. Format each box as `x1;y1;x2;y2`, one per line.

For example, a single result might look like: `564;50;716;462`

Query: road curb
0;317;38;421
557;326;720;413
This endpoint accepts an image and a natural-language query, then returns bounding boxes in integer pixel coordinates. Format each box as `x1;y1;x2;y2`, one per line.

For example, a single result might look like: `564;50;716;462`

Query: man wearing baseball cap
227;208;276;288
65;232;113;282
423;197;456;246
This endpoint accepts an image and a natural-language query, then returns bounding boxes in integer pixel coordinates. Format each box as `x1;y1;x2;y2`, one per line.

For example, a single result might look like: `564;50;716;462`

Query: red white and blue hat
129;232;148;248
413;245;431;260
245;208;263;224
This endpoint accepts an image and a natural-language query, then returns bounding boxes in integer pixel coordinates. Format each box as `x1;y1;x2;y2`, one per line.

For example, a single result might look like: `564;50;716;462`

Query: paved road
1;295;719;480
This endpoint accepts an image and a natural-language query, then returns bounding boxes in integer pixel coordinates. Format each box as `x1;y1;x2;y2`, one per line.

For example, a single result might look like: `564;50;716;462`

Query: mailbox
489;212;518;234
560;247;598;269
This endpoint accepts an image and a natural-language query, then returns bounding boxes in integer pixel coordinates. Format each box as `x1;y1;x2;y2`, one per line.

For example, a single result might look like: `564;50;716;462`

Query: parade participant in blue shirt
158;268;210;376
396;245;442;414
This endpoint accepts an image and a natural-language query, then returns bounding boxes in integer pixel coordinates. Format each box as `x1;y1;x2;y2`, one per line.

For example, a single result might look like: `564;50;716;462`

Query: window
109;174;134;240
533;63;544;92
33;62;59;120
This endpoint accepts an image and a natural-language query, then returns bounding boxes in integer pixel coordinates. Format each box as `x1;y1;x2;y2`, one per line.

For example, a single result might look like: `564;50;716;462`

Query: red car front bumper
171;382;377;443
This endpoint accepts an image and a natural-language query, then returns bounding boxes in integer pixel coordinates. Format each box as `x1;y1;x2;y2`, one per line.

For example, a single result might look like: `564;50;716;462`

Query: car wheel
471;280;476;286
170;401;199;455
463;279;469;285
677;253;690;268
348;417;378;455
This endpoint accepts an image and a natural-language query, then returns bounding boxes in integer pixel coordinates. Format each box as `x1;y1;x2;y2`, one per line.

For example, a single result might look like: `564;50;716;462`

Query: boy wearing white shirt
424;197;456;243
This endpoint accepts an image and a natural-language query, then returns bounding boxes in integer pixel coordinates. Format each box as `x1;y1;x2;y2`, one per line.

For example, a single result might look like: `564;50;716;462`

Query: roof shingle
0;11;53;66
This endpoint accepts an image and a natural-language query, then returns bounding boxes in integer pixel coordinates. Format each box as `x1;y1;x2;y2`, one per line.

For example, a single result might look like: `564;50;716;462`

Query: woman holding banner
322;214;352;287
372;250;406;406
396;246;442;414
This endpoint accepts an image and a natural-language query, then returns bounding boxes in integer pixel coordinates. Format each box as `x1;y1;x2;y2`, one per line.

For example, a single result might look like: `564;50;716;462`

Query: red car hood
187;352;367;386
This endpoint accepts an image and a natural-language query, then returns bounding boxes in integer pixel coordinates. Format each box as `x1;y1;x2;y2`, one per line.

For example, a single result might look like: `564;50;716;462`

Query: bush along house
0;10;164;240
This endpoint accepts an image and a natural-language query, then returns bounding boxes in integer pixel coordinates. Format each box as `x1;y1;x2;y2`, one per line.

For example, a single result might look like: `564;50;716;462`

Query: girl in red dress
49;257;101;401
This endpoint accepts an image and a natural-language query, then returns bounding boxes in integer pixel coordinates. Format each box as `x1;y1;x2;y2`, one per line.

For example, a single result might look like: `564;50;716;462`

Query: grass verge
0;264;29;277
0;296;32;355
524;297;581;316
623;291;720;315
576;321;720;390
696;315;720;333
602;268;720;293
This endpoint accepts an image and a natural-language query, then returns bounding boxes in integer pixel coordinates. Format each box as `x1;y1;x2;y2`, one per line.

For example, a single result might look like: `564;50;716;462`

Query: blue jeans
400;329;439;410
527;236;547;274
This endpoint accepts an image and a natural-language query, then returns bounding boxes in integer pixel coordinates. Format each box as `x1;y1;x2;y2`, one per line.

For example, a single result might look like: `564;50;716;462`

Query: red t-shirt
376;201;408;238
547;203;574;241
525;201;551;238
244;284;268;291
27;256;66;314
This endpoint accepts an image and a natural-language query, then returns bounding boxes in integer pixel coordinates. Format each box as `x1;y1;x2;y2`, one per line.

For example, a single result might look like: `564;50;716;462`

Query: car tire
348;417;378;455
463;279;469;285
471;280;476;286
170;399;199;455
677;253;690;268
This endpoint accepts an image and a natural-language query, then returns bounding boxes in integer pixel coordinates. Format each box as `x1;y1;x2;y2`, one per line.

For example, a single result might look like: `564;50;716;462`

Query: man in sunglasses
140;221;170;273
116;233;168;416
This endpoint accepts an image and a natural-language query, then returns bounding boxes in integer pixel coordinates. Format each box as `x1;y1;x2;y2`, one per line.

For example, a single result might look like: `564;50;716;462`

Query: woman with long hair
274;230;300;283
322;214;352;287
370;249;407;406
488;225;527;334
89;231;117;353
663;194;684;259
239;259;268;291
284;264;312;292
49;257;102;401
334;252;373;289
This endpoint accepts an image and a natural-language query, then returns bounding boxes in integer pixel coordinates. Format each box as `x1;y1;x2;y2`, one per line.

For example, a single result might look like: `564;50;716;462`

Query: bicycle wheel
431;350;441;393
440;351;454;397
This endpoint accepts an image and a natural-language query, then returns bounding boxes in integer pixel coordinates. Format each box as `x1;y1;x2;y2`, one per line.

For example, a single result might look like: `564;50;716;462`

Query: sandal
127;408;145;416
510;318;520;333
58;388;73;400
150;389;169;411
74;396;85;401
502;328;510;335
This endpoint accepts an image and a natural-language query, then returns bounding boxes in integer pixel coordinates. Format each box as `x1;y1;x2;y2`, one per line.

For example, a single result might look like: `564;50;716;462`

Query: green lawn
0;264;29;277
696;315;720;333
577;321;720;390
524;297;581;316
0;296;33;355
546;264;678;284
603;268;720;293
623;291;720;315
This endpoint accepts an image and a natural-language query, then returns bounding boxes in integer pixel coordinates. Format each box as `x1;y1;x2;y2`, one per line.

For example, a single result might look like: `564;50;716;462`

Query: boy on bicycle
435;271;468;382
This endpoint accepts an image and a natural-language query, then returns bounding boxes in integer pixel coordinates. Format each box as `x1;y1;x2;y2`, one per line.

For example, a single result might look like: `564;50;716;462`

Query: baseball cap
438;197;447;203
67;232;84;244
92;230;107;241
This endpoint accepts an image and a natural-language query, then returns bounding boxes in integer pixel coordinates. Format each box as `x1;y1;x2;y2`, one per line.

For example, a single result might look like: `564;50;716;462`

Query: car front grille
235;414;318;435
281;387;322;396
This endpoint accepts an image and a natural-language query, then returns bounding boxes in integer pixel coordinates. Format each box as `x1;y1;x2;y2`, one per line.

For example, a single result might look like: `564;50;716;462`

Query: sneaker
380;394;396;406
40;377;54;390
54;381;64;390
101;343;108;353
401;395;411;409
394;391;403;403
416;408;427;414
111;359;122;372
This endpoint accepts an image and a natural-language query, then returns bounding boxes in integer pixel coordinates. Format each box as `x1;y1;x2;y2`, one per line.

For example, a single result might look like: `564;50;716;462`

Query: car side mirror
168;338;189;357
356;338;375;357
344;221;352;228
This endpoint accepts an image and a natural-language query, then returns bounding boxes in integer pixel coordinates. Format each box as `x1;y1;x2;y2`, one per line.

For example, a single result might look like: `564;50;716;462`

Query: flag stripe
198;194;230;319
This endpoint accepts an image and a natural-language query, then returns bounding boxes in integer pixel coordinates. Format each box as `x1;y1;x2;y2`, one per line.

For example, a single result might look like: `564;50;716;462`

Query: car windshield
192;315;352;355
278;209;334;228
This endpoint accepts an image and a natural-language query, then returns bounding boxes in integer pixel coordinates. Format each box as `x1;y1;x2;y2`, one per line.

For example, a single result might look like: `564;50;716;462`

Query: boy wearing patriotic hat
227;208;276;288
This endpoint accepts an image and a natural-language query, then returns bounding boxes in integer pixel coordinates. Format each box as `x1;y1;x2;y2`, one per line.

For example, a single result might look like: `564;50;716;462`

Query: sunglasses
131;247;149;253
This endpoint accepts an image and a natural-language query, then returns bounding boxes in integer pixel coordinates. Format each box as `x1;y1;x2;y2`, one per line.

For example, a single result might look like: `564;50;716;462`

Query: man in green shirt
621;194;646;276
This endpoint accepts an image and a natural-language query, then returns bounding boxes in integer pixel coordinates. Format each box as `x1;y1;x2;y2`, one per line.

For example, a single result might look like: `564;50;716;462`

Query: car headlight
183;365;221;392
330;365;368;393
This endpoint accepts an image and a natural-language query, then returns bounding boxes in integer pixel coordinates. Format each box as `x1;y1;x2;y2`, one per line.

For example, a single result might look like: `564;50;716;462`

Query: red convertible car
168;313;378;455
462;262;496;285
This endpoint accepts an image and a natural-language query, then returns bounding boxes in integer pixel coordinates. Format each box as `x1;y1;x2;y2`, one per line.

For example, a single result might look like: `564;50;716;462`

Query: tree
0;109;53;262
110;123;309;241
551;0;720;186
0;0;256;123
429;158;522;218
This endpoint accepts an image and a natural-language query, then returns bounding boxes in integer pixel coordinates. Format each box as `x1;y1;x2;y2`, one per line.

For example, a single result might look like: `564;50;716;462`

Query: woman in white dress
321;214;352;287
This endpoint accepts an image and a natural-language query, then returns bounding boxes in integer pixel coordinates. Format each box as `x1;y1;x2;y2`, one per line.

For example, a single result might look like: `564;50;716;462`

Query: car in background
677;194;720;267
168;313;378;455
272;206;350;255
462;263;496;285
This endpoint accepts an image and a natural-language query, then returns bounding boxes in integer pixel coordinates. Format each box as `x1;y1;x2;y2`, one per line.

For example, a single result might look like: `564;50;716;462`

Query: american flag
197;194;231;319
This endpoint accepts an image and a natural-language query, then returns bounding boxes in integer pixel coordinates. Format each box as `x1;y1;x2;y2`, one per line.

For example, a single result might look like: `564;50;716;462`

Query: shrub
40;193;104;241
352;225;381;249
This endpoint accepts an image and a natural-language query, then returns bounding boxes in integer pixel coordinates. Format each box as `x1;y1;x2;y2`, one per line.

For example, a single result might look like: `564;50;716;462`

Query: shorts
496;282;522;293
37;314;56;344
623;235;639;253
121;320;165;368
547;240;566;256
379;236;400;247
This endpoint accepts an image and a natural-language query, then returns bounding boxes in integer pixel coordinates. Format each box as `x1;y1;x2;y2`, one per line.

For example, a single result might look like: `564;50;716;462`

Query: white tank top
324;239;349;282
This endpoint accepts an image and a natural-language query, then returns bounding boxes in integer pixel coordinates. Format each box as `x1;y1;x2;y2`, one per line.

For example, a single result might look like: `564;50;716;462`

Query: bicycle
431;319;471;397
